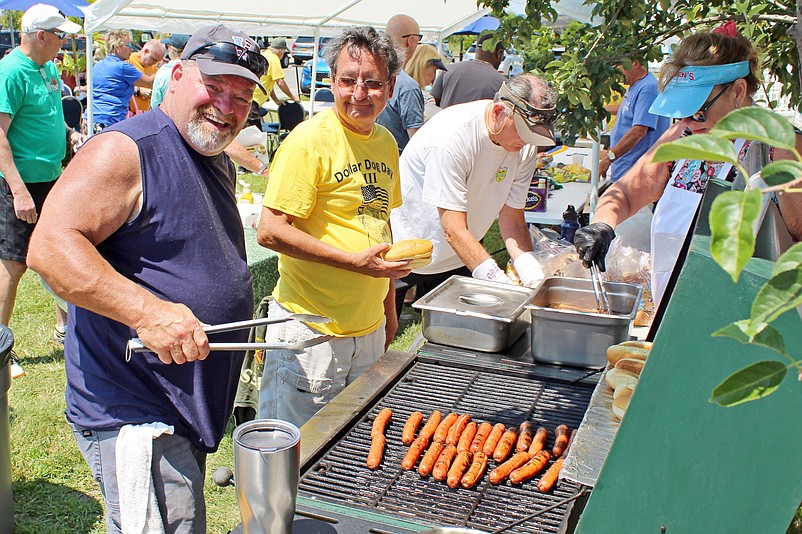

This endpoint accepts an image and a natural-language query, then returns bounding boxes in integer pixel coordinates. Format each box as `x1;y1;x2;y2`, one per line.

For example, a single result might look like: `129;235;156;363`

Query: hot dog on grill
418;441;445;477
366;408;391;469
493;428;518;463
402;411;423;445
552;425;570;457
366;435;386;470
433;412;458;443
460;451;489;489
471;422;493;453
537;429;576;492
482;423;506;456
488;451;532;485
371;408;392;439
509;450;551;484
432;444;458;481
516;421;534;452
419;410;443;442
528;427;549;455
446;451;473;489
446;414;472;446
457;421;478;454
401;435;428;471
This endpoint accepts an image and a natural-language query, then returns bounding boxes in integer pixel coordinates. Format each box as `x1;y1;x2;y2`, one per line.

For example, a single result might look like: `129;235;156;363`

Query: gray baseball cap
181;25;266;93
270;38;288;50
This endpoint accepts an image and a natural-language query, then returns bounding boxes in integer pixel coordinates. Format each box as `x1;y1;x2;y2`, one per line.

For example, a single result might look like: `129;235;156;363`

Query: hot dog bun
384;239;433;269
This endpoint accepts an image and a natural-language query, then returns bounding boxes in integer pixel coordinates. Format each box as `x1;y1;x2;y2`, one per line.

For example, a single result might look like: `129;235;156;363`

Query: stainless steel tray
413;276;536;353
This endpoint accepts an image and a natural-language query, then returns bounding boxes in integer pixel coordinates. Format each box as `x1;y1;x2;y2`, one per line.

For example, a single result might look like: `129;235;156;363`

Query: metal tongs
589;262;611;314
126;313;332;360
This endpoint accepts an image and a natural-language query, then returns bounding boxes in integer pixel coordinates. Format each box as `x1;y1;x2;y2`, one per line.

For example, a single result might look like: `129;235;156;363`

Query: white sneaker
10;359;24;379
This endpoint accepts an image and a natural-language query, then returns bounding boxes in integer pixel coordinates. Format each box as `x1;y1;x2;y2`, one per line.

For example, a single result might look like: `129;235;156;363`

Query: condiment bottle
560;204;580;243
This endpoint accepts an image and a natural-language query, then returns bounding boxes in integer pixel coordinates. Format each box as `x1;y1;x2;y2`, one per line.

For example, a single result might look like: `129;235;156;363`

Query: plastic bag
528;226;579;277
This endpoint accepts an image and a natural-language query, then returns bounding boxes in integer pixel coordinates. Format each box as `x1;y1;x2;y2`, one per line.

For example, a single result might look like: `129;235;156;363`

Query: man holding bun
257;26;410;428
391;74;556;316
383;238;433;269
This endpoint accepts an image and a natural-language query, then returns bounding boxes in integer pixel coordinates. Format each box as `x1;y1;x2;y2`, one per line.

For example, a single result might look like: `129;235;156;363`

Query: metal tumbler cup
233;419;301;534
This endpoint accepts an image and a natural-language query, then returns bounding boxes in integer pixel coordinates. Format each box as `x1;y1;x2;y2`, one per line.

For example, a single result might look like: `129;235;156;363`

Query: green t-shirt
0;48;66;184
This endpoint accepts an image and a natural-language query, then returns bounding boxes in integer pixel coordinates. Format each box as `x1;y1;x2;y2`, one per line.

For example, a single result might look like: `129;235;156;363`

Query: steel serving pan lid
413;275;536;322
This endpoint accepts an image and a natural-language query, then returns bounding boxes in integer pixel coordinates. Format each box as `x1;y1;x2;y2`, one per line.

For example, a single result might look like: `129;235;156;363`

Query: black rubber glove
574;222;615;272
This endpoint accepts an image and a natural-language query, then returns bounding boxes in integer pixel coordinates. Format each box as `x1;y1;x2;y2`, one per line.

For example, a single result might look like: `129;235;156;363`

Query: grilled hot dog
446;414;472;445
488;451;532;485
552;425;570;457
516;421;534;452
446;451;472;489
457;421;478;454
371;408;392;439
460;451;489;489
470;422;493;453
366;435;386;470
528;427;549;455
432;444;458;482
418;441;445;477
433;412;458;443
482;423;506;456
509;450;551;484
493;428;518;463
402;411;423;445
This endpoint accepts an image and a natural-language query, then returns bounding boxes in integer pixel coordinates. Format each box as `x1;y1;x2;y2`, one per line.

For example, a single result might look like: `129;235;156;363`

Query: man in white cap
29;24;264;532
0;4;82;377
390;74;556;316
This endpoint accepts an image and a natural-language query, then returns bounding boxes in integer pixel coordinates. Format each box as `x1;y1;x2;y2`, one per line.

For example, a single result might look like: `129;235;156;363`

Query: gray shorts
257;299;386;428
68;419;207;534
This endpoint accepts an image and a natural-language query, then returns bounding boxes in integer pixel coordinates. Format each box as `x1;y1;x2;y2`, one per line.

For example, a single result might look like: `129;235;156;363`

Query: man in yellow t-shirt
257;27;409;428
246;38;300;128
127;39;165;112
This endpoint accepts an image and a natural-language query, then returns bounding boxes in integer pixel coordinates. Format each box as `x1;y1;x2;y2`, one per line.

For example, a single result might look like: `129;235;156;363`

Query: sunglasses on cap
687;81;733;123
44;29;66;39
500;96;558;126
186;41;267;78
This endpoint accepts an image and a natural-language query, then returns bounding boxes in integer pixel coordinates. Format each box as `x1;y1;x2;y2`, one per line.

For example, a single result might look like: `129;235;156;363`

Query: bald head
139;39;166;67
386;14;420;65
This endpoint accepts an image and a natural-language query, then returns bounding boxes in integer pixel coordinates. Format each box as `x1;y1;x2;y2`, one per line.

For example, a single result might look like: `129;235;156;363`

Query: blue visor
649;61;750;119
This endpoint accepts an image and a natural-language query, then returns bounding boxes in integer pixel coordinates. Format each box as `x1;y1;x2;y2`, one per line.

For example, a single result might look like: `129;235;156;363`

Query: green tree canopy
482;0;801;143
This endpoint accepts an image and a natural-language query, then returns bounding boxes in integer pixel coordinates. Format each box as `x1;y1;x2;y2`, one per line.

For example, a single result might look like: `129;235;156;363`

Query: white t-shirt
391;100;537;274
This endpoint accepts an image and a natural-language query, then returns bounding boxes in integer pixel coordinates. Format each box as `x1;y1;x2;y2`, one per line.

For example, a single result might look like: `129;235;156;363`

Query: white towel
116;423;175;534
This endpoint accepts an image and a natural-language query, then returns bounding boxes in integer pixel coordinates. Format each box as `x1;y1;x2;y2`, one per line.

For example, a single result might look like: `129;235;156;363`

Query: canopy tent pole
85;31;94;134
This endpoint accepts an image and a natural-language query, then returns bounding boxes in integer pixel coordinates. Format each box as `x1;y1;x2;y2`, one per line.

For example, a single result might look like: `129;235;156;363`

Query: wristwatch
257;162;269;175
607;150;617;161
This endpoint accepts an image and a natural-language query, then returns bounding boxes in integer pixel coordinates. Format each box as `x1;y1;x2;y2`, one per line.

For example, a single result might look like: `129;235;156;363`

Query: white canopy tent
80;0;497;130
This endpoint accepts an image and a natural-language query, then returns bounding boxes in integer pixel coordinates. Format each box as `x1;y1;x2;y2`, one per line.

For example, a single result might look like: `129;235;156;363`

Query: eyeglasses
402;33;423;40
336;76;389;92
43;29;66;39
688;82;733;122
500;96;557;126
186;41;268;78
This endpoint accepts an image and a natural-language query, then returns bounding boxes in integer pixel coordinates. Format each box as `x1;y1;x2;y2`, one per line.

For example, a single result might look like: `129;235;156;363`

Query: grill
295;346;596;534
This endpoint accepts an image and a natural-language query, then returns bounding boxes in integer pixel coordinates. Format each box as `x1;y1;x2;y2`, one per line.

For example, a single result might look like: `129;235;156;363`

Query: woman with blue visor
574;27;802;309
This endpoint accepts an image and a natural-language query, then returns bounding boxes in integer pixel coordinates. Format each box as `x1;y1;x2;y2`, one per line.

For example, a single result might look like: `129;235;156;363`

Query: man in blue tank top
29;25;266;533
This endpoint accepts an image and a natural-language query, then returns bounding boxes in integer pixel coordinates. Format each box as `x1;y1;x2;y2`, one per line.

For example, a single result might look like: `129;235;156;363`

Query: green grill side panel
576;234;802;533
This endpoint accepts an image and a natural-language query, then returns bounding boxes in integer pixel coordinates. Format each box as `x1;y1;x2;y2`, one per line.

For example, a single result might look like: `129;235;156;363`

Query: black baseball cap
181;25;266;93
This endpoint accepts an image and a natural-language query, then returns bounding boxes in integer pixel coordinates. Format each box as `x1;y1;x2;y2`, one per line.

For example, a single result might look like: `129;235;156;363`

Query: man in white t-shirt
391;74;557;315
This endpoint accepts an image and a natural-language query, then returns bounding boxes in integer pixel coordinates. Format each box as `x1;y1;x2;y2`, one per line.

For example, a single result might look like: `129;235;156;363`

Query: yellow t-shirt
127;52;159;111
252;50;284;106
263;110;401;337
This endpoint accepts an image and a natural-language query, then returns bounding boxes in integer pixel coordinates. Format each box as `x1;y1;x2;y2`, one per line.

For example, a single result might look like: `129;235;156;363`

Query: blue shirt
610;72;670;182
376;70;424;152
65;109;254;452
90;55;143;126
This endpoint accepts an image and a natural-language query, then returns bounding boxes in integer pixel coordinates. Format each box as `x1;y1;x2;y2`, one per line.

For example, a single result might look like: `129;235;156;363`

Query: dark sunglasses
186;41;267;78
688;82;733;122
402;33;423;40
336;76;388;92
43;29;66;39
501;96;557;126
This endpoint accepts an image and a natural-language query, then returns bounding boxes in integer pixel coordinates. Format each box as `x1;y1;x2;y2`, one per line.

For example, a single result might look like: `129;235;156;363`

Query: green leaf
709;190;762;282
760;160;802;187
652;135;739;165
712;320;786;355
710;360;787;407
710;107;797;151
749;243;802;325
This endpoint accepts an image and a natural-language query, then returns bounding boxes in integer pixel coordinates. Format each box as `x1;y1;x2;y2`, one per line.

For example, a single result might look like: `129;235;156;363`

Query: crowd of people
3;3;802;531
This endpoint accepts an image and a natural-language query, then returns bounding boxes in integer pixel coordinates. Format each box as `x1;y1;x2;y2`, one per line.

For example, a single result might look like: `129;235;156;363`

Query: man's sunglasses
44;29;66;39
402;33;423;40
688;82;733;123
501;96;557;126
186;41;267;78
336;76;388;92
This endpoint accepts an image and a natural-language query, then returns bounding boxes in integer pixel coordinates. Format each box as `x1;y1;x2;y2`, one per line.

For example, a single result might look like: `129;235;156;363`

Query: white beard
186;106;236;154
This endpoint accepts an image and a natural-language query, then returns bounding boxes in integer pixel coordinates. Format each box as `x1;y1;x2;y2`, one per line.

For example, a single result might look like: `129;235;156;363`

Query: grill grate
299;360;593;533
